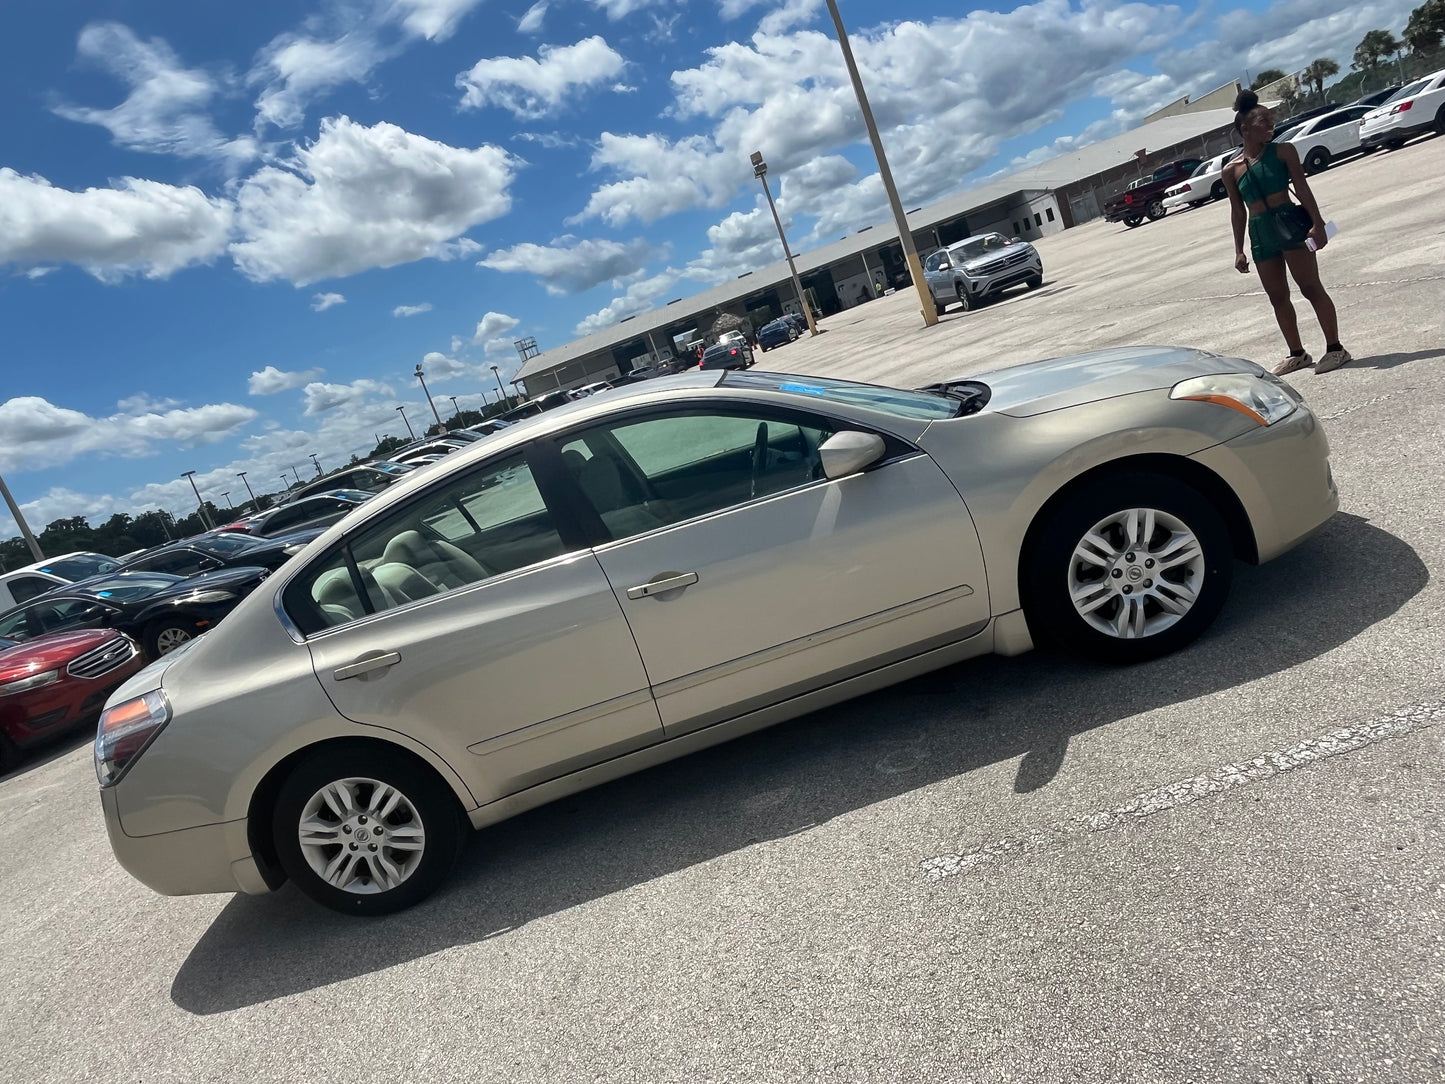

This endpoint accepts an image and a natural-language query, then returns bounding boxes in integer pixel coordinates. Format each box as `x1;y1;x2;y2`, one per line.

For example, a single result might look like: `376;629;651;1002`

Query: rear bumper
1361;118;1431;146
1189;403;1338;564
101;786;271;897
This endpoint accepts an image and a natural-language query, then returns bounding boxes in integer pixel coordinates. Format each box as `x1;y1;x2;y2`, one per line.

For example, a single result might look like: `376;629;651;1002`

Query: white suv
1360;68;1445;149
0;551;122;609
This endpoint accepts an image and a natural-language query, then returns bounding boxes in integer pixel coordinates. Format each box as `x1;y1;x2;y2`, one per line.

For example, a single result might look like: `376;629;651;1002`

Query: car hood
0;629;123;680
120;565;270;606
959;346;1263;417
960;247;1029;270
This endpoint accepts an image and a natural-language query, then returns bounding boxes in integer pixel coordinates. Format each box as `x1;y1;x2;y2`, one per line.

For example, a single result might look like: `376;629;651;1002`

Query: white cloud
391;0;486;41
573;133;730;226
393;302;433;317
473;312;521;347
574;269;675;336
248;365;325;395
0;168;233;280
417;351;476;382
457;37;628;119
758;0;824;35
311;291;346;311
251;29;388;131
479;235;659;295
301;378;396;415
0;395;257;474
518;1;549;33
587;0;672;18
231;116;517;285
684;203;787;284
52;22;257;164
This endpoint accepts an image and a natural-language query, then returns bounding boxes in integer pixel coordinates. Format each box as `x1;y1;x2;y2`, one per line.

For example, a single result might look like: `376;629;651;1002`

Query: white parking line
921;699;1444;882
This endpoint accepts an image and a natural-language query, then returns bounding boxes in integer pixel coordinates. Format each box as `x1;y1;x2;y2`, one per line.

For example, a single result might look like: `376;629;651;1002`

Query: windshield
39;553;121;580
194;534;263;556
85;573;183;602
950;234;1011;262
1386;79;1428;103
723;372;960;420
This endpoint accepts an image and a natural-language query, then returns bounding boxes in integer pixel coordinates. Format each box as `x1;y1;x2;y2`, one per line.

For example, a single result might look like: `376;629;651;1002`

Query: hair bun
1233;88;1259;113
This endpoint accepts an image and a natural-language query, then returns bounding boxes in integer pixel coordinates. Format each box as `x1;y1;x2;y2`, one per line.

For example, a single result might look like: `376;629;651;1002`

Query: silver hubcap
1067;507;1205;639
297;777;426;895
155;627;193;653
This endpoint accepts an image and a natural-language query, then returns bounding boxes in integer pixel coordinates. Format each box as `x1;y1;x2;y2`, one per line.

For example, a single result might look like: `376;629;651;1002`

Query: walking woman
1222;89;1351;375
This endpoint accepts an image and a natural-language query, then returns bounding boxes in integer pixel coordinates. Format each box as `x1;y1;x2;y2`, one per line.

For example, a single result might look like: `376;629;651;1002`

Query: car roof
0;551;107;579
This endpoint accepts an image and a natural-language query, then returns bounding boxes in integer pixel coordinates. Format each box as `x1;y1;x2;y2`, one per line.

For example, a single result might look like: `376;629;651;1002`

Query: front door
553;406;990;733
286;451;663;803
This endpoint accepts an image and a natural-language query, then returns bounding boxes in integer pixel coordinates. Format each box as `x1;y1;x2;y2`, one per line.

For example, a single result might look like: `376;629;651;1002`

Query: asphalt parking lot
3;137;1443;1083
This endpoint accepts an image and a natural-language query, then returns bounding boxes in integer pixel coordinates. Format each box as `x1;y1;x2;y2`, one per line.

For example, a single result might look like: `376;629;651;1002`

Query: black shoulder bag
1247;146;1315;246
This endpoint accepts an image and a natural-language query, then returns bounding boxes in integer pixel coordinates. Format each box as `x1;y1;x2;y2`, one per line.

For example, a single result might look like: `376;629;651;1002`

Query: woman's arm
1279;142;1328;249
1221;162;1249;272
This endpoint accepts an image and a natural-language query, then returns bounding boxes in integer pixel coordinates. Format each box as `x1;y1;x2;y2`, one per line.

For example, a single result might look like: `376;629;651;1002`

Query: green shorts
1248;207;1310;264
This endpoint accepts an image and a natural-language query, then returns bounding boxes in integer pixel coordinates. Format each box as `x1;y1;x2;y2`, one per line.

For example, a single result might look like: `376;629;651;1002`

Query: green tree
1404;0;1445;54
1251;68;1288;89
368;434;410;460
1303;56;1340;98
1353;29;1400;74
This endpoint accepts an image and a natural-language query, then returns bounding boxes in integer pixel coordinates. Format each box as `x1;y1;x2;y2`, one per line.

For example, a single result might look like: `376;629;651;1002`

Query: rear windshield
723;372;959;420
39;553;121;580
1387;79;1429;102
195;534;262;555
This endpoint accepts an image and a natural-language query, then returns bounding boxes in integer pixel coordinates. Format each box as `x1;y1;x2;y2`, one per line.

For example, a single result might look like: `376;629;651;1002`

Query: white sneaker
1316;347;1352;373
1273;352;1313;376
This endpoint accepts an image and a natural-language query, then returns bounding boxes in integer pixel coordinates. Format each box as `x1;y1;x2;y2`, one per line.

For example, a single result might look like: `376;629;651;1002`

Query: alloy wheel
296;777;427;895
154;626;193;654
1066;506;1205;639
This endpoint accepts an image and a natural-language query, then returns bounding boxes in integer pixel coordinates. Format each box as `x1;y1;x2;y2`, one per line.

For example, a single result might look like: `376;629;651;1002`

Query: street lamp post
449;396;460;423
289;465;302;485
823;0;937;328
221;491;232;514
181;470;214;530
396;405;416;440
414;363;445;432
237;471;257;512
309;454;322;477
750;152;818;337
490;365;508;406
0;471;44;562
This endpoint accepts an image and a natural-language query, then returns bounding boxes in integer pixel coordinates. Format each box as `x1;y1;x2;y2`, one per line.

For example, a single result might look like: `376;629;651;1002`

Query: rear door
550;403;990;734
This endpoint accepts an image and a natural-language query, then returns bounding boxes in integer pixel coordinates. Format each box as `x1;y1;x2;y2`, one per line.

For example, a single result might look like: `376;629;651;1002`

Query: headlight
1170;373;1302;426
95;689;171;786
0;669;59;697
183;589;237;603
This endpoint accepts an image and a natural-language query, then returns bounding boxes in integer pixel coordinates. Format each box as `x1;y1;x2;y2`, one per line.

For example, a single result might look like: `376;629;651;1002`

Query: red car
0;630;147;773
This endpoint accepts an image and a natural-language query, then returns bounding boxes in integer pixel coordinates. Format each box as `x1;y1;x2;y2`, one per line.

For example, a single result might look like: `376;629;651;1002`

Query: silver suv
923;233;1043;314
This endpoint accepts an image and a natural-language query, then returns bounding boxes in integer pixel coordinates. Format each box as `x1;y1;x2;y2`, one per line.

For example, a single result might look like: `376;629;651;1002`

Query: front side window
559;409;833;543
131;550;214;576
35;599;109;632
285;454;569;633
40;554;121;580
7;576;56;604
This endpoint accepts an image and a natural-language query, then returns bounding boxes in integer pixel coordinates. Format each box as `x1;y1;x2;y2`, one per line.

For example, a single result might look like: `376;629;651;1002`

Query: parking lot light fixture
415;363;444;432
490;364;508;405
396;405;416;440
309;454;322;477
181;470;214;530
221;491;232;513
449;396;460;423
0;471;44;561
237;471;257;509
823;0;937;328
750;151;818;337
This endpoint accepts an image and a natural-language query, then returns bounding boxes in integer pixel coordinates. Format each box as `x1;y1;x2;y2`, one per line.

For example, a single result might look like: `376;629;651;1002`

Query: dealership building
514;97;1241;397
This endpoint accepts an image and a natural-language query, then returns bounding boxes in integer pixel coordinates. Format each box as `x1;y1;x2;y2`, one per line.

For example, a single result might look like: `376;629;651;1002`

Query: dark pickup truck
1103;158;1202;228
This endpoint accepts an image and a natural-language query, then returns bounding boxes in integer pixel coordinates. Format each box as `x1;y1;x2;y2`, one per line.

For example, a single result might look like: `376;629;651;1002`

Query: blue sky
0;0;1418;536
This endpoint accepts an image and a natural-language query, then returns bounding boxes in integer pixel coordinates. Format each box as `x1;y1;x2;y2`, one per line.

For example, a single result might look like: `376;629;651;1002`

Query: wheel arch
245;735;469;891
1015;453;1259;610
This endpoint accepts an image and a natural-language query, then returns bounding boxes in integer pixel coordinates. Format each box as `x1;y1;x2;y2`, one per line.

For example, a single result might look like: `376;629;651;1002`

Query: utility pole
824;0;937;327
0;471;44;562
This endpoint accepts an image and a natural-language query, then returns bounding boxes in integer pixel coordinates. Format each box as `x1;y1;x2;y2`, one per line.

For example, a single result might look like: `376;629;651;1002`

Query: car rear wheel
1123;214;1144;228
1305;147;1330;174
1210;180;1226;201
1145;199;1166;221
954;282;975;311
273;747;466;915
144;619;197;659
1024;473;1232;664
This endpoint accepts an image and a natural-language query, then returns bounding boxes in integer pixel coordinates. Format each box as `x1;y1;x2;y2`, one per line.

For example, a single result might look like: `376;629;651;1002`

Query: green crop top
1237;141;1290;207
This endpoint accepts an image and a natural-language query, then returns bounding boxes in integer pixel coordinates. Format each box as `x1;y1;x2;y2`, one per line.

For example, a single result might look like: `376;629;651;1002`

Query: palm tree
1302;57;1340;99
1404;0;1445;55
1353;29;1400;74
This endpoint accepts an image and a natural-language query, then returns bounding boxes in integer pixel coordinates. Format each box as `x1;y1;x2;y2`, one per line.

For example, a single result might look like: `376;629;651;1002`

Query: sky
0;0;1421;539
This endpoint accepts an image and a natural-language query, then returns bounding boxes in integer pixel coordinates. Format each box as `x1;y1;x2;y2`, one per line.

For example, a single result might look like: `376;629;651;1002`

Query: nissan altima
97;348;1337;914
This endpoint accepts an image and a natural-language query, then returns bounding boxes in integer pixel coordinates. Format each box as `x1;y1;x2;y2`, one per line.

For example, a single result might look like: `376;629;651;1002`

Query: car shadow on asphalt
1346;347;1445;371
170;510;1425;1014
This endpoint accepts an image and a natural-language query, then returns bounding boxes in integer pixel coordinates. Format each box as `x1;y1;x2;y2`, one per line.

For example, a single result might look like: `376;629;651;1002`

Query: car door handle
332;651;402;680
625;572;699;600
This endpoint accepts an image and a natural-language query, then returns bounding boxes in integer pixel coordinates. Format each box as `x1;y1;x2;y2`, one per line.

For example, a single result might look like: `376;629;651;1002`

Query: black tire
933;291;948;316
1123;214;1144;228
1435;104;1445;133
1023;473;1233;664
1210;180;1226;201
1145;199;1166;221
272;746;466;916
1305;147;1330;174
144;618;198;659
1026;274;1043;290
955;282;975;311
0;731;19;776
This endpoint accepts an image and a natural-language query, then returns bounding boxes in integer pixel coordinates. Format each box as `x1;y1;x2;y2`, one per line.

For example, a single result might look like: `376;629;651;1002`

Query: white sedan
1162;151;1237;210
1360;68;1445;149
1279;105;1373;173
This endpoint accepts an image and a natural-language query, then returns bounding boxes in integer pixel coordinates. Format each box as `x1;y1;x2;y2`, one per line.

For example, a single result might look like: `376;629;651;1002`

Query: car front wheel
144;619;197;658
272;748;466;915
1024;473;1232;663
954;282;975;311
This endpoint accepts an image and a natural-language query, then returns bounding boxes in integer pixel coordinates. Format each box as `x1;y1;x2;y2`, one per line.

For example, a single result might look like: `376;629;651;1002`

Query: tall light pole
448;395;460;423
0;471;44;562
414;363;445;432
750;152;818;336
221;491;232;514
181;470;214;530
824;0;937;327
490;364;508;405
309;453;322;477
237;471;257;510
396;405;416;440
288;464;302;485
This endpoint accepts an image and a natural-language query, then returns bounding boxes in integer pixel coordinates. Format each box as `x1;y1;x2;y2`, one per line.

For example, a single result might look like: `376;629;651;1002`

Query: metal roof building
515;106;1238;395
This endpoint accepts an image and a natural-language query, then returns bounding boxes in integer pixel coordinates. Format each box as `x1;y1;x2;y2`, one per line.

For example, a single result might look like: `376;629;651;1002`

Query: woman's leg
1282;246;1341;345
1256;256;1304;353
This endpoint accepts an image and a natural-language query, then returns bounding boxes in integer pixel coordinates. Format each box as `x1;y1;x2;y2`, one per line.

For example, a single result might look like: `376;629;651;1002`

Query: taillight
95;689;170;786
1124;193;1134;204
730;348;738;356
1392;100;1413;114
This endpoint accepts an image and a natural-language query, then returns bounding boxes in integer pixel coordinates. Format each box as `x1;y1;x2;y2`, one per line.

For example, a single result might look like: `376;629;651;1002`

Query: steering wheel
749;422;768;499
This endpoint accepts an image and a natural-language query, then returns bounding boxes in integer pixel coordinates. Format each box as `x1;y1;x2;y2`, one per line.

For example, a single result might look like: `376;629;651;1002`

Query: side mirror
819;431;887;480
936;259;950;270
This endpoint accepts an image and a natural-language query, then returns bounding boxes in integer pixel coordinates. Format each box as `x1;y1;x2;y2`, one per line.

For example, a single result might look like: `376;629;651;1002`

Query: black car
225;490;373;538
289;460;414;501
0;565;271;659
119;528;324;577
1349;84;1402;109
699;342;753;370
499;389;574;422
757;317;800;351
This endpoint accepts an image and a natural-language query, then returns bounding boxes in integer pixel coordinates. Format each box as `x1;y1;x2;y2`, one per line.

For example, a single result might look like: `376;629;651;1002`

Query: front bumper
965;258;1042;297
1189;402;1338;564
101;786;271;896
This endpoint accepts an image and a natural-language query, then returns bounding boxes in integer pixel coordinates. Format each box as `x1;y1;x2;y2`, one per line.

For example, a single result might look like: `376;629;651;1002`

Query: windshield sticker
779;382;828;396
